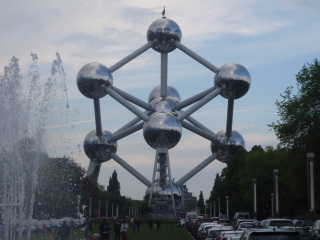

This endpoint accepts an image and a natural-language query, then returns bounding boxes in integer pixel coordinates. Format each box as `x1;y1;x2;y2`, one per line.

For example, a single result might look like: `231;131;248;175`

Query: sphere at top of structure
77;62;113;99
83;129;117;162
149;97;178;116
143;112;182;149
214;62;251;99
211;129;245;163
147;17;182;53
148;85;181;103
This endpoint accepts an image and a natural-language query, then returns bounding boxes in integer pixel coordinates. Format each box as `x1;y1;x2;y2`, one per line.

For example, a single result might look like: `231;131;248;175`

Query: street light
226;196;229;219
273;169;279;217
98;200;101;218
252;178;257;219
307;153;315;218
271;193;274;218
218;198;220;217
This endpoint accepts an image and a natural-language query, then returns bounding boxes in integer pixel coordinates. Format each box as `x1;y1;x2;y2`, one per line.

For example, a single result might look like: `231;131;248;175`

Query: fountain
0;53;69;240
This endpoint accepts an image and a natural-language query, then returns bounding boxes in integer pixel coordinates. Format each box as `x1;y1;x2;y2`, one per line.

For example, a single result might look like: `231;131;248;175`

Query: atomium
77;10;251;218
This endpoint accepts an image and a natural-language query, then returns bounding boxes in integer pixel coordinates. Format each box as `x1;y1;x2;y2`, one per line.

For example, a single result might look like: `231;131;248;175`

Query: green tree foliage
107;170;121;196
34;157;86;219
197;191;205;214
268;59;320;154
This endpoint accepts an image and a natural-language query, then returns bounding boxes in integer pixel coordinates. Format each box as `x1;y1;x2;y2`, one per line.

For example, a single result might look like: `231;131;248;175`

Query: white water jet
0;53;69;240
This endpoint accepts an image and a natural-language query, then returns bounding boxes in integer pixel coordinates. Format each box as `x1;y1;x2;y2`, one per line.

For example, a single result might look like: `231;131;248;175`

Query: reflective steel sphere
148;85;181;103
83;130;117;162
145;181;181;198
143;112;182;149
214;62;251;99
149;97;178;116
77;62;113;99
147;17;182;53
211;129;245;163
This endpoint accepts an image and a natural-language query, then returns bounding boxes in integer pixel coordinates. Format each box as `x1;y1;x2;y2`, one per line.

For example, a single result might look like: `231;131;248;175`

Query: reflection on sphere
77;62;113;99
148;85;181;103
211;129;245;163
214;62;251;99
84;130;117;162
147;17;182;53
149;97;178;116
143;112;182;149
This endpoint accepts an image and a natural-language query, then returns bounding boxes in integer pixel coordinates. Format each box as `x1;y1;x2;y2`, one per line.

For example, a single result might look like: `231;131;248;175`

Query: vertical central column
160;53;168;98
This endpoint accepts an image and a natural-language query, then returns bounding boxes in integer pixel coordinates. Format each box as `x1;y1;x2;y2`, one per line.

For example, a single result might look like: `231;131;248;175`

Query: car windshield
209;230;223;238
269;221;294;227
240;223;255;228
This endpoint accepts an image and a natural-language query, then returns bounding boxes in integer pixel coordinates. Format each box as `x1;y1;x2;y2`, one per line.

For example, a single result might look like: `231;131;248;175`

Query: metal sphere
148;85;181;103
214;62;251;99
145;181;181;198
77;62;113;99
147;17;182;53
143;112;182;149
211;129;245;163
149;97;178;116
83;130;117;162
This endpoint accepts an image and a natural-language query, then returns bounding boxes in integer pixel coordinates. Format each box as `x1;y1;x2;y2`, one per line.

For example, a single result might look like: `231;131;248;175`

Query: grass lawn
30;223;194;240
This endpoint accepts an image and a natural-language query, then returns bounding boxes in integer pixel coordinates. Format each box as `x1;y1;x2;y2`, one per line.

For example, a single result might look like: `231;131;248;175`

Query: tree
268;59;320;155
107;170;121;197
197;191;205;214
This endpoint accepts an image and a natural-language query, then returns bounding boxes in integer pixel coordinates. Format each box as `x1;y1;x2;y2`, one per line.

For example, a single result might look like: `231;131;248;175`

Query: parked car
294;219;314;230
178;218;186;227
233;212;250;228
280;226;312;240
263;218;294;228
205;226;234;240
310;229;320;240
218;230;244;240
312;220;320;230
197;223;222;240
234;219;255;230
239;228;301;240
236;222;256;231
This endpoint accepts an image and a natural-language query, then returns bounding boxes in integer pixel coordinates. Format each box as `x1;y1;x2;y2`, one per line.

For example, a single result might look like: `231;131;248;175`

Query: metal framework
77;12;251;217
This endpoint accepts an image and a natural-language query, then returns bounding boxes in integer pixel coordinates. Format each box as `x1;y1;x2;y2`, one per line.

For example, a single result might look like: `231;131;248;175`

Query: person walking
148;219;153;231
135;219;142;233
120;220;128;240
155;219;161;231
58;221;70;240
0;219;4;240
99;219;111;240
113;218;121;240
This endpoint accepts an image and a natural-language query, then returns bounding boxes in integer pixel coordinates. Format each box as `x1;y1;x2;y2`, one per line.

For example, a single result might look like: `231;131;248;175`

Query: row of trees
206;59;320;220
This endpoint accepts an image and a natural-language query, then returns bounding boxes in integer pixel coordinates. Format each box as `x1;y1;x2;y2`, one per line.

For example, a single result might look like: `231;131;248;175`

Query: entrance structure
76;11;251;218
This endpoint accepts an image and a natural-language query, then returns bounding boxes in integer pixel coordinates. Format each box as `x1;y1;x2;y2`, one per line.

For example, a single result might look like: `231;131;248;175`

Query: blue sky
1;0;320;201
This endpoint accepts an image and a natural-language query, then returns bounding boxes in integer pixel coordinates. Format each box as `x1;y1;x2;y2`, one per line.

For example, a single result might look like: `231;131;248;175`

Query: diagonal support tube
109;41;154;73
181;121;216;142
176;153;217;187
174;41;219;73
176;87;222;121
111;152;151;186
111;122;144;142
103;86;149;121
174;86;216;110
112;86;151;110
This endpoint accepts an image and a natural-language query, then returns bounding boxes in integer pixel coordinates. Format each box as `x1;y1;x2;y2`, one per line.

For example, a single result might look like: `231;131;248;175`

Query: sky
1;0;320;202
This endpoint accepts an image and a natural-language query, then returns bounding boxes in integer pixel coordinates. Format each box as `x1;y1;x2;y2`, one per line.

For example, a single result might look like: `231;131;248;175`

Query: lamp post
252;178;257;219
89;198;92;218
213;201;216;217
210;202;212;218
218;198;220;217
106;201;108;217
226;196;229;219
98;200;101;218
307;153;316;219
271;193;274;218
273;169;279;217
